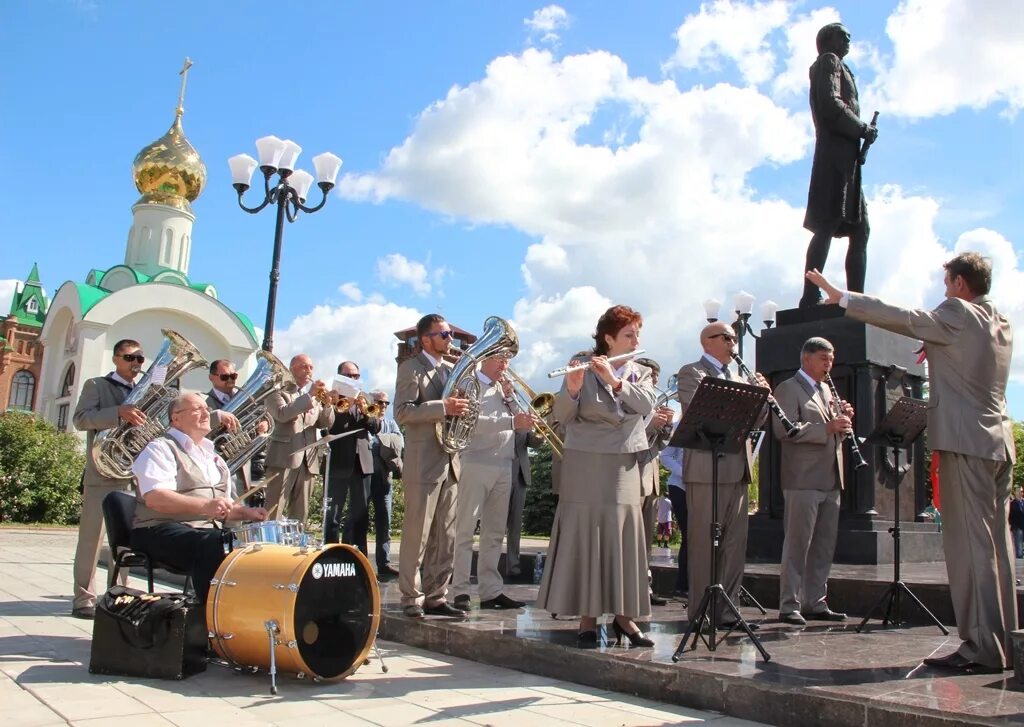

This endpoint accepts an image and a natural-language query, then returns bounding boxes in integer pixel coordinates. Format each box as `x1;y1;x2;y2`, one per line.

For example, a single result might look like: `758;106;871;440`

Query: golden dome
132;110;207;213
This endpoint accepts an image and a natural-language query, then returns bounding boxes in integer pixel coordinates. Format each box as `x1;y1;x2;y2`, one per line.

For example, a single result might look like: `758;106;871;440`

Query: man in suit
505;417;542;579
70;338;147;619
324;360;380;552
205;359;250;498
676;322;768;628
368;390;403;578
799;23;878;308
808;251;1016;673
263;354;335;524
772;337;853;626
635;356;675;606
394;314;469;618
452;354;533;611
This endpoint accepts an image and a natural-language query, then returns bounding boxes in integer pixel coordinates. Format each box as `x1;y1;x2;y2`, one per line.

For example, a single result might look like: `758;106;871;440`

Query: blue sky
1;1;1022;412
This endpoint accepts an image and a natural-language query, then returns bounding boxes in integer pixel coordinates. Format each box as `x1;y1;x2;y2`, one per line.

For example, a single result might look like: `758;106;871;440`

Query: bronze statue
799;23;879;308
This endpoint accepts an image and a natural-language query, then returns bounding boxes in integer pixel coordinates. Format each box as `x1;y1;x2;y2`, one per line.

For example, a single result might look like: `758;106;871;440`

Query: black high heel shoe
612;620;654;647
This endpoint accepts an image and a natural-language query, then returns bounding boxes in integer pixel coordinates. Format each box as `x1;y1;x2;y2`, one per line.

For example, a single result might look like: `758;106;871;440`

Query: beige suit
847;292;1016;668
773;373;844;616
206;389;253;498
676;356;767;621
71;374;134;610
262;384;335;523
536;360;655;618
394;352;461;608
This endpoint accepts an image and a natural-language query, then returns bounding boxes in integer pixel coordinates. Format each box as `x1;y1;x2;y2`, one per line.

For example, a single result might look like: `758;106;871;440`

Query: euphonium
93;329;208;479
648;373;679;447
501;368;563;457
437;316;519;454
209;351;294;474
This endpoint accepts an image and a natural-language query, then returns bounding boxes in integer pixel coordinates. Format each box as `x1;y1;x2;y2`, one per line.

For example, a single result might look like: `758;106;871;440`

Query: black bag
89;585;207;680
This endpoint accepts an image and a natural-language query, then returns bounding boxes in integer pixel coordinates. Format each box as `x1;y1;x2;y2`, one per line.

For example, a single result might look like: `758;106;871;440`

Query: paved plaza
0;527;766;727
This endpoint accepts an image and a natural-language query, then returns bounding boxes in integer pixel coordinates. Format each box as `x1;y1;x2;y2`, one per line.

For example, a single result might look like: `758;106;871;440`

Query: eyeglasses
377;400;390;407
425;331;453;340
218;373;239;382
342;372;361;379
709;333;737;343
120;354;146;363
174;405;209;416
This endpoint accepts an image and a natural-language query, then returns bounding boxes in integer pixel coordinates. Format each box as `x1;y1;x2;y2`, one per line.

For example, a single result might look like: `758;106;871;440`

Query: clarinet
730;353;797;436
824;373;868;470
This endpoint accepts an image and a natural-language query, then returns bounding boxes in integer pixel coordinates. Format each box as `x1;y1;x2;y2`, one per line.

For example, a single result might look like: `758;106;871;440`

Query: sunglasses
120;354;146;363
378;400;390;407
343;372;361;379
425;331;453;340
709;333;737;342
218;373;239;382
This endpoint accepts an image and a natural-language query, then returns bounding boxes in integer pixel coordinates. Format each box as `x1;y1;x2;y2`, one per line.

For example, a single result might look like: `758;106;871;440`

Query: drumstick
233;482;268;505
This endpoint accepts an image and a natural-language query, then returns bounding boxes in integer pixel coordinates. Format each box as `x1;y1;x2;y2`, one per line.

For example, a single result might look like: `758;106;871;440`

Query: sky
1;0;1022;412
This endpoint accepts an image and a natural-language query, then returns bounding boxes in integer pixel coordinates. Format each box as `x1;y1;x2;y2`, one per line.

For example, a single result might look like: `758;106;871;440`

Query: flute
547;349;646;378
824;373;868;470
730;353;798;435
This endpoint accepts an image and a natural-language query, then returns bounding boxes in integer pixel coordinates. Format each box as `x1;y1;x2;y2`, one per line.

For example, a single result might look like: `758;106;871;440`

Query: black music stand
856;397;948;635
671;377;771;663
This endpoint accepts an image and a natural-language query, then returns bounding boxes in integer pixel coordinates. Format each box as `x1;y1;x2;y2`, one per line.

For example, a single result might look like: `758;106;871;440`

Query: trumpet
336;393;383;418
824;373;868;470
730;353;797;436
547;349;647;378
501;369;564;457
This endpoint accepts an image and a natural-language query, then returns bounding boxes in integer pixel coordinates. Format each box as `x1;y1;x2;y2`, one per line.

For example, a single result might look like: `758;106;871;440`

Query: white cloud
770;6;842;99
338;282;363;302
663;0;791;85
274;300;423;399
872;0;1024;118
525;5;570;45
375;253;447;297
0;280;18;315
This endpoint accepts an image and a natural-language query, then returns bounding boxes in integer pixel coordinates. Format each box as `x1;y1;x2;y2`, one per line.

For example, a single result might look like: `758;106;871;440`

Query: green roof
233;311;257;341
9;263;48;327
74;283;111;315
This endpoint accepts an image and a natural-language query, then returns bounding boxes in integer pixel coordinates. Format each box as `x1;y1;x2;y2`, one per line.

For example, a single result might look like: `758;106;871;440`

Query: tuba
501;368;563;457
209;350;294;474
93;329;208;479
436;316;519;454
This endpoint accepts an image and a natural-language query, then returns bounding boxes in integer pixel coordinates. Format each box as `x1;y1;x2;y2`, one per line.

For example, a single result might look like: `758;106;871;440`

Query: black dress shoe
424;602;467;618
403;605;425;618
779;612;807;626
71;606;95;620
650;594;668;606
377;564;399;579
802;608;847;622
923;652;1002;673
717;619;759;632
480;593;525;609
453;594;471;611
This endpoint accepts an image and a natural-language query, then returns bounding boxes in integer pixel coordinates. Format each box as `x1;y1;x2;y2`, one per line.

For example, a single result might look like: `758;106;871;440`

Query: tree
523;443;558;536
1013;422;1024;490
0;412;84;524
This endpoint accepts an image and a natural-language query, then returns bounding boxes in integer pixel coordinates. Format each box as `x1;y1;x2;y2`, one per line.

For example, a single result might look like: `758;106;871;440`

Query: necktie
721;364;731;380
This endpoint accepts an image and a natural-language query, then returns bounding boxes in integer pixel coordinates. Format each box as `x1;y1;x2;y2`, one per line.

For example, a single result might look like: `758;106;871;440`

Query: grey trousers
505;475;528;573
73;479;132;609
264;465;313;524
398;475;458;608
779;488;840;615
452;460;513;601
939;451;1017;669
686;481;748;622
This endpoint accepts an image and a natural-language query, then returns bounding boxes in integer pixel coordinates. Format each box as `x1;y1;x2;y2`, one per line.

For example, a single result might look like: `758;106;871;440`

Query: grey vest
134;434;230;529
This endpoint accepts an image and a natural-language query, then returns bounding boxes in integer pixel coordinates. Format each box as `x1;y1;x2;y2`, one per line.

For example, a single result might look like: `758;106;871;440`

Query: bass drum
207;544;380;681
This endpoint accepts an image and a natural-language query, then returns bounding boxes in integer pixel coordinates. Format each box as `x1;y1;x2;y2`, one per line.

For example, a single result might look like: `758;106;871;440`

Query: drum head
294;546;376;678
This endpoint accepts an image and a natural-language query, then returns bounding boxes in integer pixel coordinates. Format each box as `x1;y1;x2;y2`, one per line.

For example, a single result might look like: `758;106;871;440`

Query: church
4;64;259;431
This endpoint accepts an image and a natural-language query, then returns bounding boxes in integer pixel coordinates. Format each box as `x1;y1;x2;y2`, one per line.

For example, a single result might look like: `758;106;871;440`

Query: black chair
102;491;193;594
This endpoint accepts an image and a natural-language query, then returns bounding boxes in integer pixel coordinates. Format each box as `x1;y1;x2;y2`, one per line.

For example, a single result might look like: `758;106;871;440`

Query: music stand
856;397;948;635
671;377;771;663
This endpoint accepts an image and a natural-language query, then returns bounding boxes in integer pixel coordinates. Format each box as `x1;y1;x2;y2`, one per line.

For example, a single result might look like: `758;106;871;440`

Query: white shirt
212;388;232;405
111;372;135;388
701;353;730;377
133;427;227;496
421;350;442;368
656;496;674;524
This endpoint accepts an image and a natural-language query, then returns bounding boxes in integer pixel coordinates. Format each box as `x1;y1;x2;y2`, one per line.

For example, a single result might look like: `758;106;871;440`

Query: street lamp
229;135;343;352
704;291;778;360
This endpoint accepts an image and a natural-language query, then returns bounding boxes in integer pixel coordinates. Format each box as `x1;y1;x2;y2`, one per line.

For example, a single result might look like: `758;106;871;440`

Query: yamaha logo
312;562;356;579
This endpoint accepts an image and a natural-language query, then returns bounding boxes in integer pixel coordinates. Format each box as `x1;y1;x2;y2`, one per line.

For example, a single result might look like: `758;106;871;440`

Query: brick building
0;264;48;413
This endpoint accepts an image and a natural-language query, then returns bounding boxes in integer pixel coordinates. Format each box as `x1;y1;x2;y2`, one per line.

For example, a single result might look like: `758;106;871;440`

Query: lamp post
704;292;778;360
229;136;343;352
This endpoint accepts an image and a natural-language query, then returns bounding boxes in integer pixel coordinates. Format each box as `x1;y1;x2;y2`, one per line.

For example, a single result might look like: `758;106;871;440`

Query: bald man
676;322;769;629
263;354;335;524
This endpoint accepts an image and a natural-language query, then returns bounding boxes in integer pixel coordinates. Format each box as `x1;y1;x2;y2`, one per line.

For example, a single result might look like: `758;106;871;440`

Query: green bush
523;443;558;536
0;411;85;524
306;474;405;541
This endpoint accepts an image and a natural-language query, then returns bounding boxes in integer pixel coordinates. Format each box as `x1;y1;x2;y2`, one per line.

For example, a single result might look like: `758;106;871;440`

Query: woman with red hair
535;305;657;647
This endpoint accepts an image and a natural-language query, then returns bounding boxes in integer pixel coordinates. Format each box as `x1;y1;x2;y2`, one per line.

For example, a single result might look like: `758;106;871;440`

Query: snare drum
231;519;306;547
207;544;380;681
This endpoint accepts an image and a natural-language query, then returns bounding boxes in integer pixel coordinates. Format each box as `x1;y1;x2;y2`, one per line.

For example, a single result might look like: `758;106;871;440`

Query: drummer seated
130;393;267;605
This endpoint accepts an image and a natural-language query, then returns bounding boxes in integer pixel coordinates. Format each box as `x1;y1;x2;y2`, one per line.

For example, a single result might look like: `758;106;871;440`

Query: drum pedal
265;620;279;695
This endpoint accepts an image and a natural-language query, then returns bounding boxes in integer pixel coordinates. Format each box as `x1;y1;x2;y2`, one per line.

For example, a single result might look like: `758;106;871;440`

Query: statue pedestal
747;305;944;565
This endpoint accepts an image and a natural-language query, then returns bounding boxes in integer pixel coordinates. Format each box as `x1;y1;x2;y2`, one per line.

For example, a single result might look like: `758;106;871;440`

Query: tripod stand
671;377;771;663
856;397;948;635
